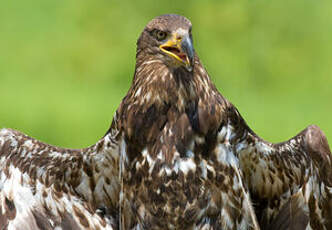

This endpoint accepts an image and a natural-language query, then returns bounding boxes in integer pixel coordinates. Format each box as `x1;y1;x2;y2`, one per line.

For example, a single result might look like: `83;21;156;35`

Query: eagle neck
131;55;199;113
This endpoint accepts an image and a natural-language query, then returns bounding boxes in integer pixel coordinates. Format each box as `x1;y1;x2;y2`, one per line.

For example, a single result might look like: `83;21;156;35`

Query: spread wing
0;119;120;230
226;106;332;229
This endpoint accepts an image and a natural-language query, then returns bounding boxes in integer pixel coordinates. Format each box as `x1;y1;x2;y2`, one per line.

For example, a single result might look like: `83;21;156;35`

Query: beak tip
181;36;194;68
185;56;193;72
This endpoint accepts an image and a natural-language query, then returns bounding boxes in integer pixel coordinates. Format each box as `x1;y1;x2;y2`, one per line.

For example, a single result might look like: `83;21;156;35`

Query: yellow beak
159;32;194;71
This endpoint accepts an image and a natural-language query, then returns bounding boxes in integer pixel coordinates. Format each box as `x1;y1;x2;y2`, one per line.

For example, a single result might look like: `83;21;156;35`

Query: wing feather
0;125;120;230
229;106;332;229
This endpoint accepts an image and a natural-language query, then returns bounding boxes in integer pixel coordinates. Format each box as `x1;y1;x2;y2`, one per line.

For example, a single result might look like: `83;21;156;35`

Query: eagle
0;14;331;230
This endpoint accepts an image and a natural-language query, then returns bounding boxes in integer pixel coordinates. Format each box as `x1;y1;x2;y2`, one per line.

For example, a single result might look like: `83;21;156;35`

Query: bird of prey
0;14;331;230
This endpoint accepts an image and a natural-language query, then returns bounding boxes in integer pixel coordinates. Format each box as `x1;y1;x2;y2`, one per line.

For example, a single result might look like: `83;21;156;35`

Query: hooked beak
160;32;194;72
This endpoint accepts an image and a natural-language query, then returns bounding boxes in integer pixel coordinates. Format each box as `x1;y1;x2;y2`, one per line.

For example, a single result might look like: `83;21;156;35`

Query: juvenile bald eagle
0;14;331;230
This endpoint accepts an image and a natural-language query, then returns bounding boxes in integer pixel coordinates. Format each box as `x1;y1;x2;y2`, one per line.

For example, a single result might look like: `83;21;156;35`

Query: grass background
0;0;331;148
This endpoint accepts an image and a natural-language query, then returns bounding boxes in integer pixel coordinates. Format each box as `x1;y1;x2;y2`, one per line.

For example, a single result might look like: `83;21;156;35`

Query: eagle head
137;14;194;72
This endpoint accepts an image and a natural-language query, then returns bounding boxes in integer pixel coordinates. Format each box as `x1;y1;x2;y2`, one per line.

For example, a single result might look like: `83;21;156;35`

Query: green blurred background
0;0;331;148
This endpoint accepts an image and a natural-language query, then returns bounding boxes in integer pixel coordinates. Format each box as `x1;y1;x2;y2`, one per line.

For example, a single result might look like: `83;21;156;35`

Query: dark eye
152;29;167;41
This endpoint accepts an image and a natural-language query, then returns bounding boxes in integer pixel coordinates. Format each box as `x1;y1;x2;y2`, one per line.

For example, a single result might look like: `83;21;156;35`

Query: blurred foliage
0;0;331;148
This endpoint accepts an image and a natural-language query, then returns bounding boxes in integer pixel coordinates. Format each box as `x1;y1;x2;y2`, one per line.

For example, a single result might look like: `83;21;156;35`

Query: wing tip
305;124;331;158
0;128;18;137
305;124;332;185
0;128;21;157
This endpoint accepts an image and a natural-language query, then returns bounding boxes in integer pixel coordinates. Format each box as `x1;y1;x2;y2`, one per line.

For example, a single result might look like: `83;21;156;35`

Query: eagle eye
151;29;167;41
